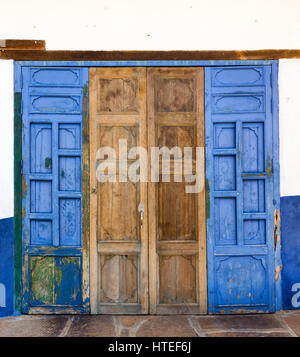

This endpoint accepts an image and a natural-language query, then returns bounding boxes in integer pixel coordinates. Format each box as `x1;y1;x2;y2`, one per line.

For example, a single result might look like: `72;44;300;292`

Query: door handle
138;202;144;226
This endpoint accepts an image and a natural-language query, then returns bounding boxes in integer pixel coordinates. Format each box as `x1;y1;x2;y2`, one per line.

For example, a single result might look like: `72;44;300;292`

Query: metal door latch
138;202;144;226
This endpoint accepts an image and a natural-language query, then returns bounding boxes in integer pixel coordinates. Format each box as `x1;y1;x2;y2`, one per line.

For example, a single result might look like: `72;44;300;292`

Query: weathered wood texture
89;68;148;314
0;39;45;50
2;49;300;60
147;68;207;314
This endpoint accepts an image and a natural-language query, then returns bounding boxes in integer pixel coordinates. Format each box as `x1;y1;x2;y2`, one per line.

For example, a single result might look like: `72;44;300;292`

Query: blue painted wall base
0;201;298;313
0;217;14;317
281;196;300;310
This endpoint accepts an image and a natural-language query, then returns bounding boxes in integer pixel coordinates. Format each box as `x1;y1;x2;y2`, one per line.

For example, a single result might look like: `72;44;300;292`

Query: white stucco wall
0;2;300;221
1;0;300;50
279;59;300;197
0;60;13;219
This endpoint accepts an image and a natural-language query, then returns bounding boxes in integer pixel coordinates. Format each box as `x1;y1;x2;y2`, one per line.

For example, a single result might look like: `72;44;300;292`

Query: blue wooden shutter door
21;67;88;313
205;66;276;313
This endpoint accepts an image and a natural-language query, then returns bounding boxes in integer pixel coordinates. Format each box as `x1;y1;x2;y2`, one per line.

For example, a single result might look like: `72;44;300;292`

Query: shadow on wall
0;217;14;317
281;196;300;310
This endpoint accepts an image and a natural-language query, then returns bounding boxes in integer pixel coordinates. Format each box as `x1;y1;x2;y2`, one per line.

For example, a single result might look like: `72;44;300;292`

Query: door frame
14;60;280;314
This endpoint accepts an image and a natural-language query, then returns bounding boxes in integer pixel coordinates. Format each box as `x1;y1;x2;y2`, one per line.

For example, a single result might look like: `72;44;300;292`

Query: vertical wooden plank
147;68;157;314
89;68;98;314
196;68;207;314
52;122;59;247
147;67;206;314
82;72;90;313
21;66;31;313
205;67;214;314
138;67;149;314
14;84;23;314
89;67;148;314
271;61;282;311
236;120;243;247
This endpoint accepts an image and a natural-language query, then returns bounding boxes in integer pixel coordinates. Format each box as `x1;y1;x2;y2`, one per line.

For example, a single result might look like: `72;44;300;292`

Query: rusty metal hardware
274;209;282;281
275;265;282;281
274;209;281;250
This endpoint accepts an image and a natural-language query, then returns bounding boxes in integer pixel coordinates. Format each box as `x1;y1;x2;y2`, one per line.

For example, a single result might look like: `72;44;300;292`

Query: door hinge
20;159;23;174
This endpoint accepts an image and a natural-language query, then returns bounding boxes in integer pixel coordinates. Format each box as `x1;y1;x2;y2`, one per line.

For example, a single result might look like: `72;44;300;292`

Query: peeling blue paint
8;59;285;316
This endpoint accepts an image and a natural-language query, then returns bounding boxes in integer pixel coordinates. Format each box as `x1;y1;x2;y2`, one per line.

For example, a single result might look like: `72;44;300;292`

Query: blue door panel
58;123;81;149
54;257;82;306
205;66;276;313
22;67;88;313
30;123;52;173
59;198;81;246
29;67;82;87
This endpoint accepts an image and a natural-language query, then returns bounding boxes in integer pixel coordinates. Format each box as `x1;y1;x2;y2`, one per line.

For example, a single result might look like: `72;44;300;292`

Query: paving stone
66;315;116;337
281;314;300;336
205;331;292;337
0;316;68;337
0;312;297;337
117;315;149;328
190;314;284;331
119;329;130;337
135;316;197;337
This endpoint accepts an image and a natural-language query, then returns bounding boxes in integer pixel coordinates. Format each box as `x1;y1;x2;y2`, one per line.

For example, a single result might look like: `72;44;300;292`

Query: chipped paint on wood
30;256;54;305
21;176;27;199
205;179;210;219
205;65;277;314
266;157;273;178
20;66;89;314
82;79;90;313
14;91;22;314
30;256;82;306
14;60;281;316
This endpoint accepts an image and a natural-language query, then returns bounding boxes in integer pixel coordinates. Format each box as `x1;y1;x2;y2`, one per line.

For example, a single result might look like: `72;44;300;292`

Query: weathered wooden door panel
22;67;89;313
89;68;148;314
147;68;207;314
205;66;275;313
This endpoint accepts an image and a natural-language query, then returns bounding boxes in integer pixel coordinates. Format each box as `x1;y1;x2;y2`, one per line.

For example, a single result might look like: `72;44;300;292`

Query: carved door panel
89;68;148;314
147;68;207;314
205;66;276;313
21;67;89;314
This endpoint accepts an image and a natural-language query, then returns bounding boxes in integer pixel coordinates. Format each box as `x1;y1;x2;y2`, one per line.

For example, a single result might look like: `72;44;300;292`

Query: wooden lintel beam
1;47;300;61
0;40;45;50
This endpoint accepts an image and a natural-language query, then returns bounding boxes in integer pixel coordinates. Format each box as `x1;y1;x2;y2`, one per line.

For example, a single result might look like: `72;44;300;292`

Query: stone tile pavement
0;311;299;337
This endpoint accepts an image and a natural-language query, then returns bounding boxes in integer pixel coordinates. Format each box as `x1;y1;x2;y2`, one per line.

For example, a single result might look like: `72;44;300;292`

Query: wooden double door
89;67;207;314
